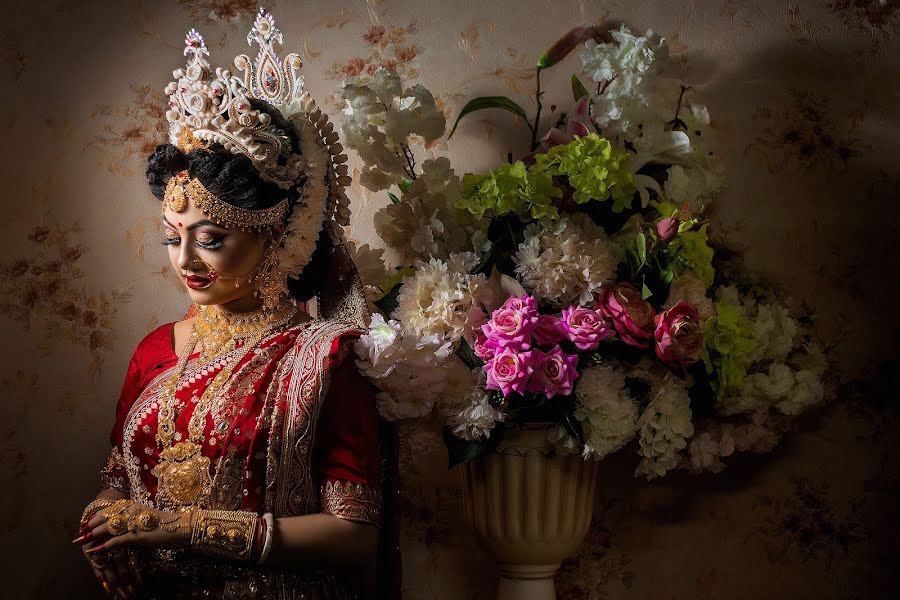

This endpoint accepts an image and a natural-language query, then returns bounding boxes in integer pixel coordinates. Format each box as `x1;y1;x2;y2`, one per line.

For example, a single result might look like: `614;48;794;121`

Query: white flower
374;158;491;263
688;432;724;473
663;162;726;212
355;314;455;421
635;374;694;479
664;271;714;323
393;253;488;345
776;370;825;416
749;303;798;363
513;213;617;307
547;425;582;455
340;69;447;192
719;363;795;415
579;26;669;135
447;370;505;441
345;239;388;289
574;365;639;460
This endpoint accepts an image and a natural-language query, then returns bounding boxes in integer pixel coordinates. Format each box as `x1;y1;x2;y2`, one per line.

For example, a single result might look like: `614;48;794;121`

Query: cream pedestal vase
461;425;599;600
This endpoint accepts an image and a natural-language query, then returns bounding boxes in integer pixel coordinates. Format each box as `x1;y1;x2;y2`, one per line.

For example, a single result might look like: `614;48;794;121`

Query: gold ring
107;514;129;536
135;511;160;532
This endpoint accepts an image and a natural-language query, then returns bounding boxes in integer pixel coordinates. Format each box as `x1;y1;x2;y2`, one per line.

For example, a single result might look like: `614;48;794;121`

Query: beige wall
1;0;897;598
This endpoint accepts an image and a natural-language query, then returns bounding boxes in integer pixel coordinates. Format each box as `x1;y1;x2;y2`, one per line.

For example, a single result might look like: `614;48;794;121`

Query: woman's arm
266;513;378;570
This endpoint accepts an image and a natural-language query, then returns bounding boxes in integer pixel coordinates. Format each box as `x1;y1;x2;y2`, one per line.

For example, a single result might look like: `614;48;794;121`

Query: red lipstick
184;275;213;290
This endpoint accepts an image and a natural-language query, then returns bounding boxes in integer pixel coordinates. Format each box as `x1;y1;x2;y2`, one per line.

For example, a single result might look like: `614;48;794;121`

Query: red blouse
100;321;381;524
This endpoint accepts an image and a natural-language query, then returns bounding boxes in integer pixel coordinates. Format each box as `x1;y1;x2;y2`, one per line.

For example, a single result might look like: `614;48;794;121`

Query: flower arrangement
343;25;830;478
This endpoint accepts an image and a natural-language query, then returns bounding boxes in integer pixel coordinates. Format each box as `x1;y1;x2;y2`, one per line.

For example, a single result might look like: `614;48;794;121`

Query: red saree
99;316;390;599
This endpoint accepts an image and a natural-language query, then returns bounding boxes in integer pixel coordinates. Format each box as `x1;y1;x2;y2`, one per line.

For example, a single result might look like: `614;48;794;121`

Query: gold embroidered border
99;446;130;495
320;480;380;526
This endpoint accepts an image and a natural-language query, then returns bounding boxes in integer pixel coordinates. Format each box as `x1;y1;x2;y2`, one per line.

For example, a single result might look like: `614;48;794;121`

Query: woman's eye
162;235;180;246
195;237;224;250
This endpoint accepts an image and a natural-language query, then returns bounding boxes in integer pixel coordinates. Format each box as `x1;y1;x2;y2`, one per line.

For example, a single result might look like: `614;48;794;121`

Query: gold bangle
190;509;259;561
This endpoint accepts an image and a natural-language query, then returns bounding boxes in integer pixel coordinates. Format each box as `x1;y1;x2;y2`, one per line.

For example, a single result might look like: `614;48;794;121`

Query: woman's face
163;201;270;308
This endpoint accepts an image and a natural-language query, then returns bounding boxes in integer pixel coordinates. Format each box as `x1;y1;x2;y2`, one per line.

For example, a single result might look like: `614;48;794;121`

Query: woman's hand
77;501;193;554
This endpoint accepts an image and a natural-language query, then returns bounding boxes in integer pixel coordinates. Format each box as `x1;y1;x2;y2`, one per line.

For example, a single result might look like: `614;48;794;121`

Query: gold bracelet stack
80;498;117;524
190;509;259;561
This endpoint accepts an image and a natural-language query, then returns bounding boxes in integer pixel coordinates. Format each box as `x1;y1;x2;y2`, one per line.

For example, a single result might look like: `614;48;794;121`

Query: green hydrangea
456;161;561;220
701;300;757;400
532;133;636;212
669;223;715;287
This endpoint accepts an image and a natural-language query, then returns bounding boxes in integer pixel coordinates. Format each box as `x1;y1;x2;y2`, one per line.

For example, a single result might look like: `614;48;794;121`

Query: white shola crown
164;8;352;278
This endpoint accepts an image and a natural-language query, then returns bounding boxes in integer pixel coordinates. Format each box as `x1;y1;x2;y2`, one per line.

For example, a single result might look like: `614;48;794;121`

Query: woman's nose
177;241;197;271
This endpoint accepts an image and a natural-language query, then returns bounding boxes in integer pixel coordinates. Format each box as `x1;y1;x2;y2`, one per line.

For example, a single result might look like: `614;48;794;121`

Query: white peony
355;314;455;421
574;365;639;460
635;375;694;479
513;213;618;307
393;253;489;345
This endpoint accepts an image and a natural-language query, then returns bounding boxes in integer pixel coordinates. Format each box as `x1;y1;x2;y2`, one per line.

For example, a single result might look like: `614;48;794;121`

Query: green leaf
387;192;400;204
373;281;402;317
641;282;653;300
444;425;505;469
636;232;647;264
399;178;412;193
455;338;483;370
448;96;534;139
571;74;589;102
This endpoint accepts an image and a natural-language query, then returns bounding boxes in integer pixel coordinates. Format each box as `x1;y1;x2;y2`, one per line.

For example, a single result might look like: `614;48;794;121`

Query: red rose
595;282;656;348
654;301;703;368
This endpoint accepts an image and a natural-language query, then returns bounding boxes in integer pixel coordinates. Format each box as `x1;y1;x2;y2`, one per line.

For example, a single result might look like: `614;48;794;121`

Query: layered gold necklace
152;301;297;510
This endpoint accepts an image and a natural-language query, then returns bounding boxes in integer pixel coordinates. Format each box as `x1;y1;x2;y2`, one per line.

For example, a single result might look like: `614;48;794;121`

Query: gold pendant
152;441;212;508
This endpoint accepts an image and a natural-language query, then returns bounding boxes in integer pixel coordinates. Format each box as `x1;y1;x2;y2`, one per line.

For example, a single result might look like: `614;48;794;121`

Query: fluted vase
461;424;599;600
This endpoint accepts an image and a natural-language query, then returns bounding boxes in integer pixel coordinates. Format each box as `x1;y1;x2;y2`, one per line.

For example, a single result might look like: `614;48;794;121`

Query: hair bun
146;144;189;200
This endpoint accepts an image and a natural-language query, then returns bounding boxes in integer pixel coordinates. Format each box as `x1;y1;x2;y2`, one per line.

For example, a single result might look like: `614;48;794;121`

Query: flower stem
530;67;544;152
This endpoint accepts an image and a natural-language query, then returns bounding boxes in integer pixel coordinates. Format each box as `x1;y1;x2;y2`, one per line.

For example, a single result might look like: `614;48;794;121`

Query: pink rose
526;345;580;399
482;303;538;351
654;301;703;368
502;294;539;319
483;347;534;397
656;217;679;243
473;329;500;361
595;283;657;348
532;314;567;346
560;306;615;351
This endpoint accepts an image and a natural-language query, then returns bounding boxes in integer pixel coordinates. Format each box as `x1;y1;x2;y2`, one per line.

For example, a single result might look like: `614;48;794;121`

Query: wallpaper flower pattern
0;1;897;598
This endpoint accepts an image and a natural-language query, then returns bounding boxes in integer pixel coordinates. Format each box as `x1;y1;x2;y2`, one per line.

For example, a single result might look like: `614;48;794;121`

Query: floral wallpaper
0;0;897;598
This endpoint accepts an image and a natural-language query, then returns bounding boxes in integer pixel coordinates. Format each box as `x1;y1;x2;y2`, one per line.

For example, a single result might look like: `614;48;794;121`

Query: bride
74;10;397;600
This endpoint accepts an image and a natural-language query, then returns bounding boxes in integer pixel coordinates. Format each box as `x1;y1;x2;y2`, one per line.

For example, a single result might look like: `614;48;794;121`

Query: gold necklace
152;300;297;509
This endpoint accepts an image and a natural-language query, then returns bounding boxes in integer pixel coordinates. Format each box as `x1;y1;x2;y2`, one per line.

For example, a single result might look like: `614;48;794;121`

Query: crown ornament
163;8;353;283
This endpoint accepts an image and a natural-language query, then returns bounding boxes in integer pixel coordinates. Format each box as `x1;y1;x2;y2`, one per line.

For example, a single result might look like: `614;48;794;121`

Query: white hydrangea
688;432;724;474
513;213;617;307
574;365;639;460
393;252;488;345
719;362;794;416
776;370;825;416
749;303;799;363
664;271;715;323
375;158;491;263
447;369;505;441
341;69;446;192
635;375;694;479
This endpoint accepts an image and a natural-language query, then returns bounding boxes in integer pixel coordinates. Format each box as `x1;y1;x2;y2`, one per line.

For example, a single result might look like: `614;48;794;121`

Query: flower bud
656;216;680;243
